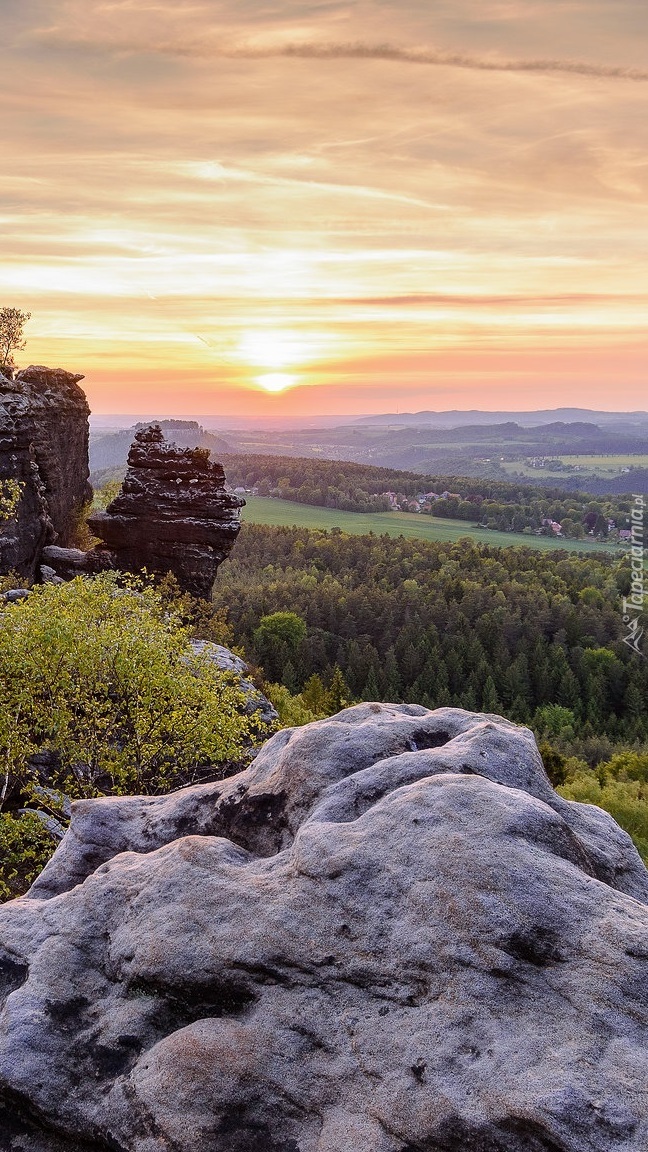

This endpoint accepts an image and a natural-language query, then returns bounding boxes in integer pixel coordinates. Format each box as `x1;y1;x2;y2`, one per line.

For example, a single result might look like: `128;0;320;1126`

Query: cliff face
85;425;243;598
0;366;91;580
1;704;647;1152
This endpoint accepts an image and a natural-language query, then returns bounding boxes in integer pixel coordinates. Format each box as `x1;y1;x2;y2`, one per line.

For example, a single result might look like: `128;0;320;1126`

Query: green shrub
0;813;58;901
265;667;354;728
558;773;648;863
0;479;23;522
0;572;253;806
266;684;324;727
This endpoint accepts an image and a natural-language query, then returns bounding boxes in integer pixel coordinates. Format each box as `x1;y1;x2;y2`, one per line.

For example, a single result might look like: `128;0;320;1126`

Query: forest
1;527;647;896
212;523;647;754
221;454;635;539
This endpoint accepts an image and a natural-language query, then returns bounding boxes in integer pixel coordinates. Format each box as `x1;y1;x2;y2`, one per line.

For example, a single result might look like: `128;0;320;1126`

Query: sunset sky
2;1;648;417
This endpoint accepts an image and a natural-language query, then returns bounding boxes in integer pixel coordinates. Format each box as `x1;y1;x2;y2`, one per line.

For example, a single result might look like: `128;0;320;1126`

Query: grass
558;454;648;467
501;454;648;479
242;496;624;554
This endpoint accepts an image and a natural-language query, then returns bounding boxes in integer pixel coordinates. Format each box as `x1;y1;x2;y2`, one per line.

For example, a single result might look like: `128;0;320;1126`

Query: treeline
222;454;421;511
223;453;571;502
212;525;647;755
221;454;635;538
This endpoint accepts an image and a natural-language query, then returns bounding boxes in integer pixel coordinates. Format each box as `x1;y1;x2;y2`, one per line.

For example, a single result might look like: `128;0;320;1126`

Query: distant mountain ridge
90;419;233;474
89;413;648;497
352;408;648;431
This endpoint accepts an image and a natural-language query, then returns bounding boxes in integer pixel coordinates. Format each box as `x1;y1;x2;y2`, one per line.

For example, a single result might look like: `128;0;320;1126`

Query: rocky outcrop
90;419;233;476
1;704;647;1151
50;425;242;599
190;641;278;728
0;366;91;580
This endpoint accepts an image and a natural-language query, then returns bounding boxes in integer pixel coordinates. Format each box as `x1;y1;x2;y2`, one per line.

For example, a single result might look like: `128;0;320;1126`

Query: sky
1;0;648;418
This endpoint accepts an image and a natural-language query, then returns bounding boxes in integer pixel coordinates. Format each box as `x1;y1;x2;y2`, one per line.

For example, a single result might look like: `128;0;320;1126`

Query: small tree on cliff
0;307;31;371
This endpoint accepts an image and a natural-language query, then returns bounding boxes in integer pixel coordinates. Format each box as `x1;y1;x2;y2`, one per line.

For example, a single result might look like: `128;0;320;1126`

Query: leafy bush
68;499;99;550
555;748;648;863
266;668;353;728
558;774;648;863
0;479;23;522
265;684;324;727
156;572;234;646
0;573;254;807
0;570;29;594
0;812;58;901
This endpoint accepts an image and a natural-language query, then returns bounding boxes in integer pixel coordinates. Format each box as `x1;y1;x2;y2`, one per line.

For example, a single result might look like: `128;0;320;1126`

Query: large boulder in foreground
1;704;647;1151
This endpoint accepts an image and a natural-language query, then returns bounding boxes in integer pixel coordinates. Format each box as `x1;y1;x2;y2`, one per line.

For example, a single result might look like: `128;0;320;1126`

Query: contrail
39;31;648;82
217;41;648;82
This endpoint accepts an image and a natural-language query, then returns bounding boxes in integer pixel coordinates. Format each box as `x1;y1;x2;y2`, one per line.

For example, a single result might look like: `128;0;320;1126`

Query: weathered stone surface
83;425;243;598
0;366;91;580
0;588;30;603
1;704;647;1151
190;640;278;728
40;544;110;580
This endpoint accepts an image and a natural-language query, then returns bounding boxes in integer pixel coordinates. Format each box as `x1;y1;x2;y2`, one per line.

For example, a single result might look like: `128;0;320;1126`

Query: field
501;454;648;480
242;497;623;554
558;454;648;471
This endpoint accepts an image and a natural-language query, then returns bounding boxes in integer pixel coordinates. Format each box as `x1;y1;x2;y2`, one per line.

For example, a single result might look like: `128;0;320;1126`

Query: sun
256;372;296;393
233;326;331;394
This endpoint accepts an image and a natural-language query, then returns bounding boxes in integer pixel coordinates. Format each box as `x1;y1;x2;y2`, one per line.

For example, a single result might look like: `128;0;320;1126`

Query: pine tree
301;673;328;714
326;666;352;714
383;647;401;699
362;666;381;701
282;660;298;693
481;675;501;713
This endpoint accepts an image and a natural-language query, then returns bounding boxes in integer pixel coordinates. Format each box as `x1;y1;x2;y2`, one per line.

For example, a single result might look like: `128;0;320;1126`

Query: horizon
3;2;648;415
88;403;648;429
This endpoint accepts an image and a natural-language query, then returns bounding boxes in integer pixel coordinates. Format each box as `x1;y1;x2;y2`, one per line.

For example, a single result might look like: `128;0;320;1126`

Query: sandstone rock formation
47;425;242;599
1;704;647;1151
190;640;278;729
0;366;91;580
90;419;233;475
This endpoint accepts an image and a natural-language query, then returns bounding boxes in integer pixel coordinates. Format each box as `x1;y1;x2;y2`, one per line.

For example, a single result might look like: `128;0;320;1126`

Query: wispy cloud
331;293;648;307
34;29;648;82
214;41;648;83
8;3;648;413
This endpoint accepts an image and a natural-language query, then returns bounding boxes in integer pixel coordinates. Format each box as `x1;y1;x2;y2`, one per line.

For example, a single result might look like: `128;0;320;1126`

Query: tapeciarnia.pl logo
622;494;646;657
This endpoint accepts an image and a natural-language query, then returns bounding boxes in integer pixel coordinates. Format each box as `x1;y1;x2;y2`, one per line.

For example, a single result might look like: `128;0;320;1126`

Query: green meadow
501;454;648;479
242;496;624;554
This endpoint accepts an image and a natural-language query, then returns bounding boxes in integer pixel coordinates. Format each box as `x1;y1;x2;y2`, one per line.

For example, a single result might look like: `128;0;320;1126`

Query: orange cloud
1;1;647;416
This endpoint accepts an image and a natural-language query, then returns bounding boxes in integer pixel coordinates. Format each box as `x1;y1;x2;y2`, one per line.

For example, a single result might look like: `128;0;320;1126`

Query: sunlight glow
256;372;297;393
238;330;305;369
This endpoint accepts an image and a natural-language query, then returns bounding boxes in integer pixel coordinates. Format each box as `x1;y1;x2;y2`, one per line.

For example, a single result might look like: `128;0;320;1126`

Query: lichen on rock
0;704;647;1151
